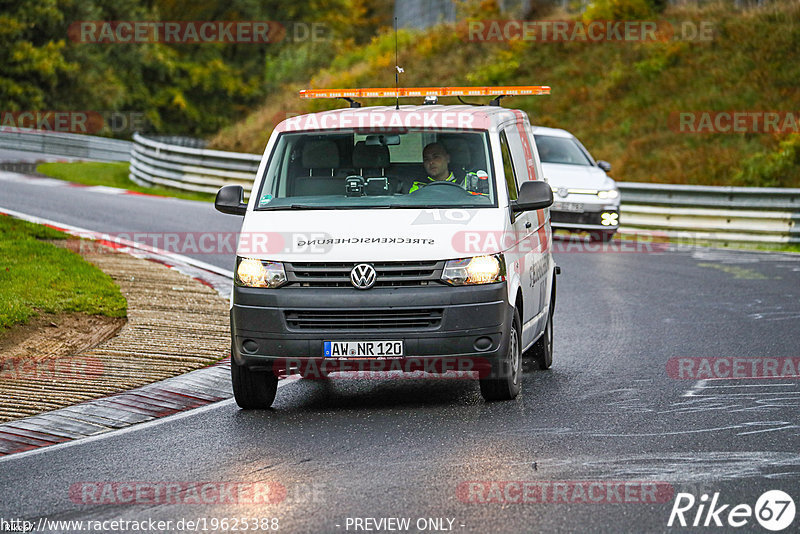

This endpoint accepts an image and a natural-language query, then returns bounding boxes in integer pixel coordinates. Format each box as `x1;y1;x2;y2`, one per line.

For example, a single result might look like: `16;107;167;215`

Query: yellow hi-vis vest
408;172;462;193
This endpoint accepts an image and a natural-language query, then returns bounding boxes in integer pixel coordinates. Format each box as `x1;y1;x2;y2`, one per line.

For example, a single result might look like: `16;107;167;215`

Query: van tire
480;308;522;401
231;351;278;409
530;303;553;370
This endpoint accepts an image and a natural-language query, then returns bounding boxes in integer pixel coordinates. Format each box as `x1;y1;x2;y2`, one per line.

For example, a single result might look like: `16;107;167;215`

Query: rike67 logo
668;490;795;531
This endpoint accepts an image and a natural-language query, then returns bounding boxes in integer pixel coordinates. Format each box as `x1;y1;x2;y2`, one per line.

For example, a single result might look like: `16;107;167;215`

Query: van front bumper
231;283;513;370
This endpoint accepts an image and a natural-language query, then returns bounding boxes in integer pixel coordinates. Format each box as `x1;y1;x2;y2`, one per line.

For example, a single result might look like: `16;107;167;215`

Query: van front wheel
479;308;522;401
529;304;553;370
231;349;279;409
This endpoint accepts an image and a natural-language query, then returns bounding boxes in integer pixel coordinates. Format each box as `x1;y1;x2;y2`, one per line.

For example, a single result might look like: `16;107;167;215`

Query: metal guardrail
129;133;261;195
129;135;799;244
618;182;800;244
0;128;131;162
2;128;796;245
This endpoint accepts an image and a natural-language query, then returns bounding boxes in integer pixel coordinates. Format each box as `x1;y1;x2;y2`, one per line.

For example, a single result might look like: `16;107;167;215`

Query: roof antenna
394;17;402;110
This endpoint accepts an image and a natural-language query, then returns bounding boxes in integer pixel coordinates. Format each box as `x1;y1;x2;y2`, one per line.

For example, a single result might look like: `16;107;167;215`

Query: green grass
36;162;216;202
612;231;800;254
678;240;800;254
0;216;127;333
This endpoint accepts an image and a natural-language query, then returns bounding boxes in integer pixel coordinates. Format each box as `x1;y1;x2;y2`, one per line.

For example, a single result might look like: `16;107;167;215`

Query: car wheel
529;303;553;370
479;307;522;401
231;347;278;409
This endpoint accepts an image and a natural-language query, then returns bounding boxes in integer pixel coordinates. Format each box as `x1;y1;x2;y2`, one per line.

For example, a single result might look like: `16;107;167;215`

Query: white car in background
532;126;620;241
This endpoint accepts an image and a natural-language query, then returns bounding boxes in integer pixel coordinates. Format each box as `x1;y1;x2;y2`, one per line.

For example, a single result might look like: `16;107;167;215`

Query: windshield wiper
289;204;337;209
259;204;395;211
258;204;339;210
258;203;483;211
388;204;480;209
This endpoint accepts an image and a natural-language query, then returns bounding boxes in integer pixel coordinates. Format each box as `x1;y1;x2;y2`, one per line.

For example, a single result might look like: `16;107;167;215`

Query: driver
407;143;461;193
408;142;489;195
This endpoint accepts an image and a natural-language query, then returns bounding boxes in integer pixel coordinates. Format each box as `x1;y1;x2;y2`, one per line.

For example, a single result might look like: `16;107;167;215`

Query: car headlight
442;255;506;285
600;212;619;226
235;257;287;288
597;189;619;199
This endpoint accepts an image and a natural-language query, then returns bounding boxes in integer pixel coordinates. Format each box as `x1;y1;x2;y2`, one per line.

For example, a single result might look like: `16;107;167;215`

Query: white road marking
683;379;708;397
85;185;127;194
0;171;138;195
0;171;66;186
700;383;797;388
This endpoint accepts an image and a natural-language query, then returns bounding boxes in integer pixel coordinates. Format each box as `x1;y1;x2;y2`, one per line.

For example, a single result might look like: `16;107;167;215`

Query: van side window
500;131;518;201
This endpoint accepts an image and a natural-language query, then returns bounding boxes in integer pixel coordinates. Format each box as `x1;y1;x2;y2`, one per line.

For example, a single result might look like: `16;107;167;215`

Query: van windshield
254;129;496;210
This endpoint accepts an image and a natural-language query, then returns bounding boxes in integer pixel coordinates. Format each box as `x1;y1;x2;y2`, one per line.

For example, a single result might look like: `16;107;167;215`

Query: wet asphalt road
1;172;799;533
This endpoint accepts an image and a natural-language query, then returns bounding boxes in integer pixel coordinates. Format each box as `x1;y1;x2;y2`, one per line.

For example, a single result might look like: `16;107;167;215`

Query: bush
733;135;800;188
583;0;655;20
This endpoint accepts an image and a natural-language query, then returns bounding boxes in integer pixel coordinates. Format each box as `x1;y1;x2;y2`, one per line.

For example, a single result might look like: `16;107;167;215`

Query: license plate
324;341;404;358
552;201;584;213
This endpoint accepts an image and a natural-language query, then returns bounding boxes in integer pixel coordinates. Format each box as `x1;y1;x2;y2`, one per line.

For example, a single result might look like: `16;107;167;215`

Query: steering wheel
423;181;465;190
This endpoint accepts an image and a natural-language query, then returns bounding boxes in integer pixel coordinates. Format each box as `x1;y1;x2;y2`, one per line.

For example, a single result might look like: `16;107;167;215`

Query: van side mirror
597;160;612;173
511;181;554;213
215;185;247;216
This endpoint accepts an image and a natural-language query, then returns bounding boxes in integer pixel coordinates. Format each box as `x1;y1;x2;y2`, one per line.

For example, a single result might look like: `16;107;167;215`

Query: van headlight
442;255;506;285
235;257;287;288
597;189;619;199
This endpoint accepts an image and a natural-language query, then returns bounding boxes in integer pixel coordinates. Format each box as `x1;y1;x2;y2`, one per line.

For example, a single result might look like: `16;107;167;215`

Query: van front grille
285;261;444;288
285;308;443;331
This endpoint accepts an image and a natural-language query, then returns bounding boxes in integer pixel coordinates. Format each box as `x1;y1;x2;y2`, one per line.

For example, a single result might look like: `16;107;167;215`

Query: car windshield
254;129;496;210
534;134;593;166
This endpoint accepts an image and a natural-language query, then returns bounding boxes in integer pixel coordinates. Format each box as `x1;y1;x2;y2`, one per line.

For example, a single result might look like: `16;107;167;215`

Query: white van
215;87;559;408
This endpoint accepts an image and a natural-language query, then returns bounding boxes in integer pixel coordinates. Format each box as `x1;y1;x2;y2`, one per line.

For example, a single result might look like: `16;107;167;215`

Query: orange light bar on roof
299;86;550;99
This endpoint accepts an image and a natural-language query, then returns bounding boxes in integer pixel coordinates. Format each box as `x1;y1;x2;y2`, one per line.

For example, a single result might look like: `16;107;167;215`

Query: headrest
441;137;470;168
352;141;390;168
302;140;340;168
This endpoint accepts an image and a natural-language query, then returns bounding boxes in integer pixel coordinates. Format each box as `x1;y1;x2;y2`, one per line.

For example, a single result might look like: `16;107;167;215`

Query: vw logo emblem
557;187;568;198
350;263;377;289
